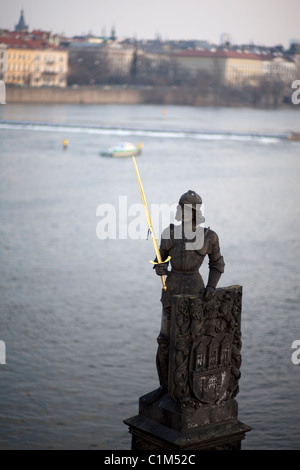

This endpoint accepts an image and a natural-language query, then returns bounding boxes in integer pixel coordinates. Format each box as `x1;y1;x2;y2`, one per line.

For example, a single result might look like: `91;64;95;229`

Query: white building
262;55;297;83
0;44;6;81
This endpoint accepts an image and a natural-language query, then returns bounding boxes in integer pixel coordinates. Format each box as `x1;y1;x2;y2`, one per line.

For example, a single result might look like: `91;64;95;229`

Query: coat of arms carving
168;286;242;408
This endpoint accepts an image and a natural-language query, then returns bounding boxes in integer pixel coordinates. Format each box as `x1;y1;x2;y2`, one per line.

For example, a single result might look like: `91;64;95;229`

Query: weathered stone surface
124;413;251;450
124;286;251;450
138;392;238;431
168;287;242;408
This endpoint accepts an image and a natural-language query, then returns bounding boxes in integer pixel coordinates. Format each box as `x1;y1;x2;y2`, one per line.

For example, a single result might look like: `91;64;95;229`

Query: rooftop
174;49;275;60
0;36;66;51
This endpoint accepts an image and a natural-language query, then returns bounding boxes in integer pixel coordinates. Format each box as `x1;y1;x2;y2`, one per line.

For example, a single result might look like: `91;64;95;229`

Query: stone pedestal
124;286;251;450
124;392;250;450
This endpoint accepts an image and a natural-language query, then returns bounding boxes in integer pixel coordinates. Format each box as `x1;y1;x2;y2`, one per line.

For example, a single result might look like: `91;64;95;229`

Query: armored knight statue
154;190;225;389
124;185;251;449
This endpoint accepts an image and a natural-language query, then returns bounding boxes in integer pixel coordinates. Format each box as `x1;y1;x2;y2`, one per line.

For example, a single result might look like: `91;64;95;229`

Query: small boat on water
286;132;300;142
100;141;143;157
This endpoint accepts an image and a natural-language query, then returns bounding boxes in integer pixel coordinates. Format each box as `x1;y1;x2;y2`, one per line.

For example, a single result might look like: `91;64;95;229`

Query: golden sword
132;156;170;291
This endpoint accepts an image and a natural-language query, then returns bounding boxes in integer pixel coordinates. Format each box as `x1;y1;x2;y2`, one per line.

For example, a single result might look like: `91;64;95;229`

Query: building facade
224;52;263;86
0;44;6;81
262;55;297;84
0;37;68;87
104;44;135;77
174;49;296;87
30;48;68;87
288;43;300;76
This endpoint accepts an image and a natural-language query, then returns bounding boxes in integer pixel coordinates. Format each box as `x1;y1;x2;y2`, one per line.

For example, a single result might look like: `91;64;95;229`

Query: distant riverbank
6;85;214;106
6;85;297;108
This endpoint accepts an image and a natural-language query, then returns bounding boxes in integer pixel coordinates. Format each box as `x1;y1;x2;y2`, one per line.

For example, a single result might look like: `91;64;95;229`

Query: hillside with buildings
1;9;299;107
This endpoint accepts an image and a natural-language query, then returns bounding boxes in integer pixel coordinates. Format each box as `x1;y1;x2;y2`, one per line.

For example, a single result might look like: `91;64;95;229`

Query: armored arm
204;231;225;300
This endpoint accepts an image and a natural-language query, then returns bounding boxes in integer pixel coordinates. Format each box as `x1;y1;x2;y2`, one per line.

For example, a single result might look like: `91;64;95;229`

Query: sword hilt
149;256;171;291
149;256;171;265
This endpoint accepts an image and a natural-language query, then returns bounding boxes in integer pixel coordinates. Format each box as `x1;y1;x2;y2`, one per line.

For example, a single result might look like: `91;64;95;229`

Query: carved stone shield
168;287;242;407
190;333;232;404
191;368;231;404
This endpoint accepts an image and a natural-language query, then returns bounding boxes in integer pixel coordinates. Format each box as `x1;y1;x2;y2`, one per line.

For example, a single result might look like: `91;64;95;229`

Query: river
0;103;299;449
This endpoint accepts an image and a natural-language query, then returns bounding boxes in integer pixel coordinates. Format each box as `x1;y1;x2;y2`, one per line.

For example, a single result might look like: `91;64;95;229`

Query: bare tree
68;48;110;86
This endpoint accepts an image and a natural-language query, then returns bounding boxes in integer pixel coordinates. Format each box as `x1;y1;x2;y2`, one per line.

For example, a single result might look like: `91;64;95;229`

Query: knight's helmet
175;190;205;223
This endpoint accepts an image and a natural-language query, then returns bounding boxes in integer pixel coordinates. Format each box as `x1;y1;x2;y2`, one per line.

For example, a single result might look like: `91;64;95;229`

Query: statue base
124;390;251;450
124;288;251;450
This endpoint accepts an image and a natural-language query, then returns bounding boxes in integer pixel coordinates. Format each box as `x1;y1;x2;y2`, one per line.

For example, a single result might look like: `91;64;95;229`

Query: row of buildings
0;10;299;90
0;10;68;88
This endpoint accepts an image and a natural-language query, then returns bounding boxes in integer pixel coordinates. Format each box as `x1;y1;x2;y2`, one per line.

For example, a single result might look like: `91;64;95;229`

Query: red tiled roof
174;50;274;60
0;36;66;51
31;30;51;35
0;36;44;48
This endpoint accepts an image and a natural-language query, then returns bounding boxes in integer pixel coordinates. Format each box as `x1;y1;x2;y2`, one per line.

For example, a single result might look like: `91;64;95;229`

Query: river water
0;103;299;450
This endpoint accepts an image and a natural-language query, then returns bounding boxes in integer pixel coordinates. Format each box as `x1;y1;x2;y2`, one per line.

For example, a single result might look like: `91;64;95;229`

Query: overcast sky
1;0;300;48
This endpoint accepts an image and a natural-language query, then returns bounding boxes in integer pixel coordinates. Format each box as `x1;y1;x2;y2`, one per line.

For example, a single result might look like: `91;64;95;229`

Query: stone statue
153;190;225;390
124;189;251;449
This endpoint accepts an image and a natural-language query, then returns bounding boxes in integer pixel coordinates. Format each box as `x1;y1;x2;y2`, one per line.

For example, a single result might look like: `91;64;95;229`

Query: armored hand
154;262;169;276
203;286;215;301
204;267;222;301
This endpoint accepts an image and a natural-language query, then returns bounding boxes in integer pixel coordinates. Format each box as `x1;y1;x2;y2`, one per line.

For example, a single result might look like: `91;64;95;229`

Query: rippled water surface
0;103;299;449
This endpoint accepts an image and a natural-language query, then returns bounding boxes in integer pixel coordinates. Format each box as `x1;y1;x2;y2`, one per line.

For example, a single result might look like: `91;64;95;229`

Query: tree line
68;48;294;107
